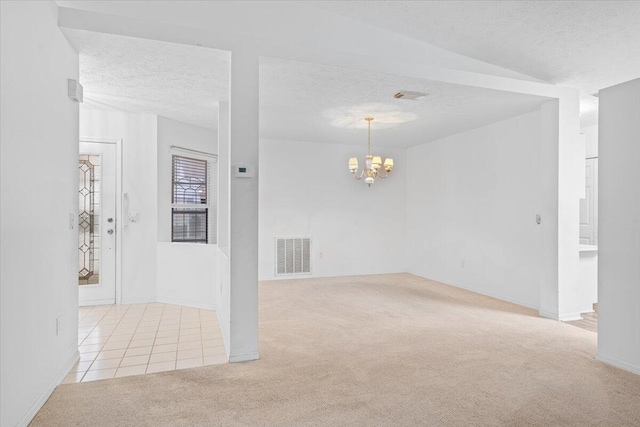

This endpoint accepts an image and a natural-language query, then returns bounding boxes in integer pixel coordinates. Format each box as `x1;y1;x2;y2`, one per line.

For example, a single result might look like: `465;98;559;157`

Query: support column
228;50;259;362
538;95;583;321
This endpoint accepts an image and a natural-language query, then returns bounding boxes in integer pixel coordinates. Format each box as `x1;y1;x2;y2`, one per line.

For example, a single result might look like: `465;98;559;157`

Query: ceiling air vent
393;90;428;101
276;237;311;276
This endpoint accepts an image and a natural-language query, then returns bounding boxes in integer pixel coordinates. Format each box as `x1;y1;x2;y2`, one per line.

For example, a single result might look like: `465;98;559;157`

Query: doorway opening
61;26;231;383
568;125;599;333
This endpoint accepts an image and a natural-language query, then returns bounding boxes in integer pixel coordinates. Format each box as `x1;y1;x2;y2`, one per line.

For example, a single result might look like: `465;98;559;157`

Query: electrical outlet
319;252;324;260
461;260;465;269
69;213;75;230
56;316;62;336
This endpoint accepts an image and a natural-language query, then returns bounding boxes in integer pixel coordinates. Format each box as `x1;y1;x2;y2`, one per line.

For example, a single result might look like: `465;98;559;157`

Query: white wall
157;116;217;242
1;2;79;426
155;116;219;312
597;78;640;375
259;139;407;280
582;124;598;158
406;111;542;309
156;243;218;309
56;1;540;83
578;249;598;313
80;108;158;304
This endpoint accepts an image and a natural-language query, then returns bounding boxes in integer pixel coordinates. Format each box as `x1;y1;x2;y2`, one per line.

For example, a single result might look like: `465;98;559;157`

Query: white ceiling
61;28;230;130
61;1;639;139
260;57;550;148
62;27;548;146
314;1;640;127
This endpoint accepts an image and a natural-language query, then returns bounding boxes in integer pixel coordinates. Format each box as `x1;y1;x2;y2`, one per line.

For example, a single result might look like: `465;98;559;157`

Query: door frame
79;137;124;305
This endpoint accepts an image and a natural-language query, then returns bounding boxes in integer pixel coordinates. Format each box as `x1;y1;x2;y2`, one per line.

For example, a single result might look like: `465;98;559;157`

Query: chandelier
348;117;394;187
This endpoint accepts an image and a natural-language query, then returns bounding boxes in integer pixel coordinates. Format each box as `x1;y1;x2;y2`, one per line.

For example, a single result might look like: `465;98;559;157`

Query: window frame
170;149;218;244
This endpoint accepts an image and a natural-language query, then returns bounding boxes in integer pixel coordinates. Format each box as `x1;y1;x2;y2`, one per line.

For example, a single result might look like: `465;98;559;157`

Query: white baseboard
559;312;584;322
597;353;640;375
156;297;216;311
79;298;115;307
538;310;560;321
17;349;79;427
229;352;260;363
121;296;157;305
259;270;405;282
539;310;583;322
408;272;539;311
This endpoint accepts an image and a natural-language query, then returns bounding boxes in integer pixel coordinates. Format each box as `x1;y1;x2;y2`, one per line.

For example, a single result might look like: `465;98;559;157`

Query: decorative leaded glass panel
78;155;101;285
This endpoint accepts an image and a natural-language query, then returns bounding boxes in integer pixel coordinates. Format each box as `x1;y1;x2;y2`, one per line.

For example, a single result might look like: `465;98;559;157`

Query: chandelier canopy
348;117;394;187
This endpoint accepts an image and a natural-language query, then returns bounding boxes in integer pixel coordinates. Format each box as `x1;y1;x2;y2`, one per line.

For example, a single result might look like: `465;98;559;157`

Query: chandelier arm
352;169;365;180
378;169;390;179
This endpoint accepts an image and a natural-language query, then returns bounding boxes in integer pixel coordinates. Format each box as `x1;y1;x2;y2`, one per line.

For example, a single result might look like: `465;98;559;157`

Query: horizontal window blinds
172;155;208;205
172;155;209;243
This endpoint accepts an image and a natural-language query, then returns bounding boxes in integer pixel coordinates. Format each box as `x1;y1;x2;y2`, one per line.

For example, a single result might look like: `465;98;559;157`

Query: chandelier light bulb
372;156;382;170
348;157;358;171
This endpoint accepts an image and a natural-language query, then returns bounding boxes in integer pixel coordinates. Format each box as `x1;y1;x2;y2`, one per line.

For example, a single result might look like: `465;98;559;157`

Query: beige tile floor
63;303;227;383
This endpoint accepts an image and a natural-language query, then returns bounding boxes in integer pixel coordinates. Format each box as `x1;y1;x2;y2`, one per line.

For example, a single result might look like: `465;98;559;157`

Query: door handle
107;229;114;235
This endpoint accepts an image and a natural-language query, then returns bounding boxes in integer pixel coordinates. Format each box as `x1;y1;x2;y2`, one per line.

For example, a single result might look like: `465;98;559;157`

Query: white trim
259;269;404;282
120;296;157;305
170;149;218;244
156;297;216;311
229;352;260;363
408;272;539;311
17;350;79;427
597;353;640;375
538;310;560;321
79;137;124;305
558;312;584;322
170;145;218;160
167;241;219;248
79;298;117;307
539;310;584;322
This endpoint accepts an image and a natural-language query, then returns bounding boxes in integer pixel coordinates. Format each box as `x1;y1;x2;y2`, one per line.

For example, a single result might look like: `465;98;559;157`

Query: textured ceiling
314;1;640;127
260;57;550;148
61;1;625;141
61;28;230;129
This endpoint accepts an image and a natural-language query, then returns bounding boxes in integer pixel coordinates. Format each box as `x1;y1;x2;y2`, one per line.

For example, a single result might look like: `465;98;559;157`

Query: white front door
78;141;117;305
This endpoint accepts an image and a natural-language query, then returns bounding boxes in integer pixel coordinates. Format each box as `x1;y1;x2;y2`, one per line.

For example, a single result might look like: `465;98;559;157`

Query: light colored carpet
32;274;640;426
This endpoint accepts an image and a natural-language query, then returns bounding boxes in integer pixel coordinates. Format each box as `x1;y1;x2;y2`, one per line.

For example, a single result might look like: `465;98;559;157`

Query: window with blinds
171;154;212;243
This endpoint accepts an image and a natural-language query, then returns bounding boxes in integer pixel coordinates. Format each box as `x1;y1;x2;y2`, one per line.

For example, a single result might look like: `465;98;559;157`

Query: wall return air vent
275;237;311;276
